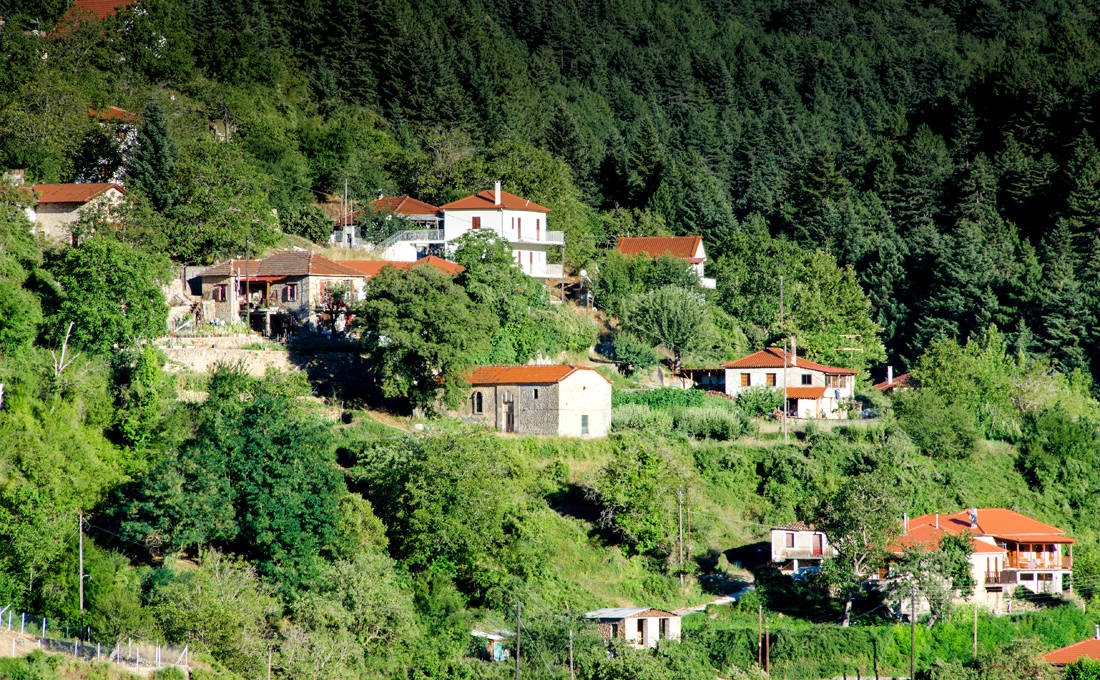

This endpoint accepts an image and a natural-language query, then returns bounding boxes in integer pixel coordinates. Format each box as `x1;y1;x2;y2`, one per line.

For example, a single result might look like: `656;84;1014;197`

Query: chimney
935;513;940;529
790;335;797;367
969;507;978;529
494;180;502;206
903;513;909;535
887;365;894;385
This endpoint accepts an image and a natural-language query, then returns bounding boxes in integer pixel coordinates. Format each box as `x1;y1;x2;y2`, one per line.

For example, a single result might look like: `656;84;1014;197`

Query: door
503;397;515;433
812;534;823;556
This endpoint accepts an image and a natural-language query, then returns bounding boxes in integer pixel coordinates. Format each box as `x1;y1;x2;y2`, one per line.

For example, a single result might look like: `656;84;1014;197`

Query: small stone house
770;521;836;573
198;251;367;333
27;182;125;244
584;608;681;648
456;365;612;438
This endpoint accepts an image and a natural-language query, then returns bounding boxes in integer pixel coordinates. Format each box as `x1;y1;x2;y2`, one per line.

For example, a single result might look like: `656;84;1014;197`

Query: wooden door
504;399;515;433
812;534;823;555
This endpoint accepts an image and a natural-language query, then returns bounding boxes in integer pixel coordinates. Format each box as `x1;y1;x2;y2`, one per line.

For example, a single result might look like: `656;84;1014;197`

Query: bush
612;404;674;432
893;388;979;459
673;407;752;440
614;387;705;409
735;387;783;417
611;332;661;374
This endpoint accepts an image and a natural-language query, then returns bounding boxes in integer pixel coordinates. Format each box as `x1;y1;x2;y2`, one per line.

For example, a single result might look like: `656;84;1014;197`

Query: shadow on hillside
546;483;626;547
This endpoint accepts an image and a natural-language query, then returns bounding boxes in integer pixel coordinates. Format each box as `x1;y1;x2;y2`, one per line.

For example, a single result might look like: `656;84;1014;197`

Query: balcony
510;230;565;246
379;229;445;248
1006;554;1071;570
775;549;827;560
543;263;564;279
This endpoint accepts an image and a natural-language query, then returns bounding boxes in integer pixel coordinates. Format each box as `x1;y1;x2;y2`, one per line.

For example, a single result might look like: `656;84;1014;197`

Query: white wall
444;207;553;277
557;370;611;438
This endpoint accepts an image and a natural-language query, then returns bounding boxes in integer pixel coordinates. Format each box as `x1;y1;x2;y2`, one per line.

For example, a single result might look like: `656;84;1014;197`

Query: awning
240;276;286;282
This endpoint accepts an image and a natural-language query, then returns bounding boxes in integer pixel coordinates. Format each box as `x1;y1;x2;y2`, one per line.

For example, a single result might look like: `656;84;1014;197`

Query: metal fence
2;607;188;673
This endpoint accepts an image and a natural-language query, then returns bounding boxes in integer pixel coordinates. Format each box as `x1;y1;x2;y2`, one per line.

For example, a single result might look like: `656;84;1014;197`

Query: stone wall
160;346;300;377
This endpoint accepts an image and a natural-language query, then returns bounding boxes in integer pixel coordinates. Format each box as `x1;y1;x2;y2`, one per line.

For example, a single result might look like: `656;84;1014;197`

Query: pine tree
127;100;178;212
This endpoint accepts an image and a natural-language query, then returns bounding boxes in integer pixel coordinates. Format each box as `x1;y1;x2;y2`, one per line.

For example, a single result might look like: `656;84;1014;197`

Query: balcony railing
379;229;445;248
1006;555;1072;570
510;230;565;246
543;263;564;279
774;548;830;559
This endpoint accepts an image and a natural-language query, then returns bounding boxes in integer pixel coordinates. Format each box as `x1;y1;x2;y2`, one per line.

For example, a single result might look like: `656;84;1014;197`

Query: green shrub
613;387;705;409
611;332;661;373
735;387;783;417
612;404;674;432
893;388;979;459
673;407;751;440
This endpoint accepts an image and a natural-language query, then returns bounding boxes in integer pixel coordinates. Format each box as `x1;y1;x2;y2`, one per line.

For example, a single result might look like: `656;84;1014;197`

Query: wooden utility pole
78;511;84;640
973;604;978;658
910;589;916;680
568;629;575;680
757;605;763;666
677;486;685;587
765;622;770;674
514;602;521;680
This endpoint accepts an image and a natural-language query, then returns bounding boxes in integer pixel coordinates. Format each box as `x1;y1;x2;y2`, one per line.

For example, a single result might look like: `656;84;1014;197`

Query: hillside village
4;1;1100;679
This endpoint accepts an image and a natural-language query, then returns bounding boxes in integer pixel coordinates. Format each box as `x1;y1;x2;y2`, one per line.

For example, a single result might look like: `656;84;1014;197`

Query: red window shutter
472;216;481;229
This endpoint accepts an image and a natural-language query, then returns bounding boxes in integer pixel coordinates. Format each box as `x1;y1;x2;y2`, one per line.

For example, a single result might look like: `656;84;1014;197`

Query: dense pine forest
4;1;1100;679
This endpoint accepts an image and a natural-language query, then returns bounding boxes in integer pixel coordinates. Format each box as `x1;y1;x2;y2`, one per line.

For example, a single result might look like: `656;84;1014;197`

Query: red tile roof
1043;637;1100;665
441;189;550;213
31;183;124;204
616;236;704;262
199;251;365;278
70;0;140;19
371;195;441;217
341;256;464;278
872;372;912;392
785;386;827;399
891;508;1074;555
89;106;139;122
723;347;857;375
467;365;611;386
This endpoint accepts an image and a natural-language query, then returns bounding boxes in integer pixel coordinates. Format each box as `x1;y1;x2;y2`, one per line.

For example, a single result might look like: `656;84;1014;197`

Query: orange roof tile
71;0;140;19
341;256;464;279
441;189;550;213
370;195;441;217
872;372;912;391
467;365;610;386
616;236;703;262
31;183;123;204
723;347;857;375
89;106;139;122
200;251;364;278
785;386;826;399
890;508;1074;554
1043;638;1100;665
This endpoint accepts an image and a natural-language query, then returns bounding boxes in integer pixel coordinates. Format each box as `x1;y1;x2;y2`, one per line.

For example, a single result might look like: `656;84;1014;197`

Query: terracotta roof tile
31;183;124;204
89;106;139;122
370;195;441;216
616;236;703;262
723;347;857;375
441;189;550;213
199;251;365;278
785;386;827;399
890;508;1074;554
71;0;140;19
341;256;464;278
872;372;912;391
467;365;610;385
1043;638;1100;665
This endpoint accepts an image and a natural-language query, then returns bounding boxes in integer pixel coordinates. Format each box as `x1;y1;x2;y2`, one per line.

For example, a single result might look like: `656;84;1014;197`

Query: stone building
584;608;681;648
456;365;612;438
27;182;125;244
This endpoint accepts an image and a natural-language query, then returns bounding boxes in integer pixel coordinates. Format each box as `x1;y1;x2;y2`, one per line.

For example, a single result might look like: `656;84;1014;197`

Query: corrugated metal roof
583;607;678;619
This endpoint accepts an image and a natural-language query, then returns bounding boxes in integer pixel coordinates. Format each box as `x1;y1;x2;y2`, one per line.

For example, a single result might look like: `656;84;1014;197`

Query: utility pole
677;486;684;587
757;605;762;666
78;510;84;640
568;629;575;680
910;589;916;680
765;622;770;674
514;602;521;680
973;604;978;659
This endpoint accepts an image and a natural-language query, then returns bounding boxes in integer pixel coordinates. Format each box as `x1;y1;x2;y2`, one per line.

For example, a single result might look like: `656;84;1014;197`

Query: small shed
471;629;512;662
583;607;681;648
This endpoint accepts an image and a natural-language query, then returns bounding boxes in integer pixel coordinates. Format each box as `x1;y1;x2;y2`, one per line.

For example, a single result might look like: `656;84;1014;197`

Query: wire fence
1;606;189;673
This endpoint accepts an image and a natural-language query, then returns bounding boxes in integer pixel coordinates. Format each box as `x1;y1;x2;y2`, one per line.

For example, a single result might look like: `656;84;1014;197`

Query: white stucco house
379;182;564;279
615;235;715;289
771;521;836;573
332;195;442;249
26;182;126;245
715;342;857;419
584;608;681;648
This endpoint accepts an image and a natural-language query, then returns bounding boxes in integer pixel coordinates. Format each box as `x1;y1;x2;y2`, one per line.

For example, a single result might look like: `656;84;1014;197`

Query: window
740;373;751;387
801;374;812;385
533;388;539;400
517;217;522;234
212;284;227;302
472;216;481;229
286;282;299;302
1020;573;1035;581
785;532;795;548
636;619;644;637
472;392;483;414
536;218;541;239
529;252;533;267
766;373;776;387
581;414;589;435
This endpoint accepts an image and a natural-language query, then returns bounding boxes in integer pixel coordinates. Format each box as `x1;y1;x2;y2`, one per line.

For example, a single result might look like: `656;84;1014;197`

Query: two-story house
892;508;1075;611
716;342;857;419
379;182;564;279
615;235;715;289
770;521;837;574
